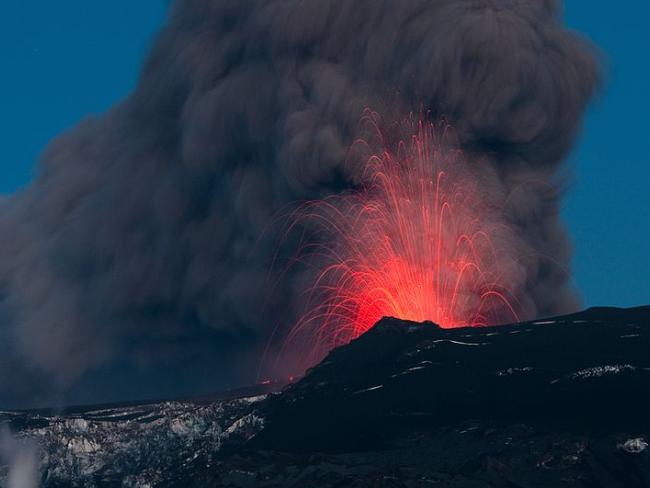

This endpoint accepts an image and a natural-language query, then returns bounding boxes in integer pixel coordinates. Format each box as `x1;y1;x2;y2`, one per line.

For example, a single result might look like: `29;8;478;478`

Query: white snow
223;414;265;438
67;437;100;455
618;438;648;454
570;364;636;380
353;385;384;394
68;419;89;433
239;394;268;404
432;339;488;347
497;367;533;377
0;395;267;485
406;366;427;372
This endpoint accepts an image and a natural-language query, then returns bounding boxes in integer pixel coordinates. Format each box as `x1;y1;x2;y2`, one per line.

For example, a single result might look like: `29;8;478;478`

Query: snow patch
67;437;100;455
224;414;265;440
406;366;427;372
239;395;267;404
353;385;384;394
618;438;648;454
570;364;636;380
432;339;488;347
497;367;533;377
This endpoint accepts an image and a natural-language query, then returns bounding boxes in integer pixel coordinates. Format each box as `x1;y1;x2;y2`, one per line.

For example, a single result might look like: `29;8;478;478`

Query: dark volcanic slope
255;306;650;454
2;306;650;487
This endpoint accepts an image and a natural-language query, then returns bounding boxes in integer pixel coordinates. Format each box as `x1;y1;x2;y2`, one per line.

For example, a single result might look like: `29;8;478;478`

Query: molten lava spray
283;113;521;364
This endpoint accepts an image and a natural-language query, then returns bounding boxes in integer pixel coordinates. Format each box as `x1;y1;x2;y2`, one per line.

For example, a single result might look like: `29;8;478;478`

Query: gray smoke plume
0;0;599;407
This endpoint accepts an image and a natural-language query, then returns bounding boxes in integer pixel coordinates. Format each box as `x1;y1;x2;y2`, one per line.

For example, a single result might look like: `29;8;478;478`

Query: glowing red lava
283;113;520;365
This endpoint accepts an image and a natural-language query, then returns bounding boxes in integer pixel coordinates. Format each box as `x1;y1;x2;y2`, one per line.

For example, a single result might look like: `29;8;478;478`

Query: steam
0;428;40;488
0;0;599;405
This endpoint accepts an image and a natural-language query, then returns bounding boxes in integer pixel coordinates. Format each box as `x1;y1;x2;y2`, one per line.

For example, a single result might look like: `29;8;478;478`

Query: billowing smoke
0;0;599;407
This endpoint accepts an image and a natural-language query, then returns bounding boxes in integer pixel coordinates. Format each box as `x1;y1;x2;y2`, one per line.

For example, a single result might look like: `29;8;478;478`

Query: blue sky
563;1;650;308
1;1;648;309
0;1;167;191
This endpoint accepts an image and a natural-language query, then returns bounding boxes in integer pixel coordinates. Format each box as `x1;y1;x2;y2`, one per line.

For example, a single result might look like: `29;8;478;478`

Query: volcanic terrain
2;306;650;487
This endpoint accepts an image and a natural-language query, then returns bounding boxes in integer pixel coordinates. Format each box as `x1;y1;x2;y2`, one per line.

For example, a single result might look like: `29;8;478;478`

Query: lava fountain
281;112;521;366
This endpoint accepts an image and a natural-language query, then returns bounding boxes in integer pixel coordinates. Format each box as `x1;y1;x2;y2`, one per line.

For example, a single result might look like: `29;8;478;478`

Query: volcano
2;305;650;487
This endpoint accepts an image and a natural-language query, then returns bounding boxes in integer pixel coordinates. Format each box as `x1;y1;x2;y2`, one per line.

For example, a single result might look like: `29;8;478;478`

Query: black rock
256;306;650;453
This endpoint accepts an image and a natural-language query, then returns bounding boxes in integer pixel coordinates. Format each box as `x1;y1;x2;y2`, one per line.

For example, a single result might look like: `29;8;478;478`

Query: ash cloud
0;0;599;407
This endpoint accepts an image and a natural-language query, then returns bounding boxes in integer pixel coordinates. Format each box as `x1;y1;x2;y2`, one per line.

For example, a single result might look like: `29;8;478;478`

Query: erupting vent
283;113;521;364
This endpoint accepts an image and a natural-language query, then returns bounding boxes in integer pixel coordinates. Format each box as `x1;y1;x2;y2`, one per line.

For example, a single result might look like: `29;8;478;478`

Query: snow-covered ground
0;395;266;486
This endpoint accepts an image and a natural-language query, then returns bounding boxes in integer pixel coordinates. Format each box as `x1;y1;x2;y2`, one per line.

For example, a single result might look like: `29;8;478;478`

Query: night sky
1;0;648;309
